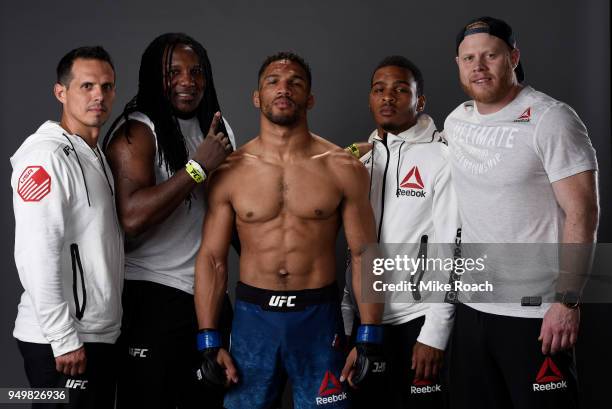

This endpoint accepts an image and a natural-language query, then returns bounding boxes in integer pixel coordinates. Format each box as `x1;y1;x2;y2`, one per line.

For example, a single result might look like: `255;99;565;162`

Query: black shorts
350;315;446;409
449;303;578;409
116;280;232;409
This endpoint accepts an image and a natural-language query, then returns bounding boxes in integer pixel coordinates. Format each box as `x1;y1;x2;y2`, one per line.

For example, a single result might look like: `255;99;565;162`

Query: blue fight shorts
224;282;350;409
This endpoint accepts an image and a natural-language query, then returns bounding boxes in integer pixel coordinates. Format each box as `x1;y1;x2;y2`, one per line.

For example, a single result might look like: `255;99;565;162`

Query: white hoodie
11;121;124;357
342;114;460;350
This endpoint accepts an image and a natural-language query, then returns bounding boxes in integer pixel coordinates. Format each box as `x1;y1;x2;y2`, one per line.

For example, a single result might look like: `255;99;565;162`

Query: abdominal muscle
237;212;340;290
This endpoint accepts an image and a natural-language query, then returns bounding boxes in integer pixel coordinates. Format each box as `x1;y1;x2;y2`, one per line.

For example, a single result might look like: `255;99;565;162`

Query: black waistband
236;281;338;311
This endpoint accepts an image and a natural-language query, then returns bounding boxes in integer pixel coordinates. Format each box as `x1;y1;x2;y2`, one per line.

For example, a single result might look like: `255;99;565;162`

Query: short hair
257;51;312;89
56;46;115;86
371;56;424;97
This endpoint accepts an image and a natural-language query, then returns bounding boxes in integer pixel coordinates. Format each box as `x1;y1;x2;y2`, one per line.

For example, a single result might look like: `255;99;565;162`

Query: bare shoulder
206;141;254;194
312;134;365;170
105;119;156;159
311;134;369;193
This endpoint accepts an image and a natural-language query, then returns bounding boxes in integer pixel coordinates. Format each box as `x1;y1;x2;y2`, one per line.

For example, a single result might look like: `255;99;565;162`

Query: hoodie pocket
70;244;87;320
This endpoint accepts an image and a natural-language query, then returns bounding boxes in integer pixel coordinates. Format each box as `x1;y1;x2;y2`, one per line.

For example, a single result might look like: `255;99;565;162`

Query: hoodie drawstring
94;146;114;197
368;141;375;201
375;139;390;243
395;141;406;198
62;134;91;207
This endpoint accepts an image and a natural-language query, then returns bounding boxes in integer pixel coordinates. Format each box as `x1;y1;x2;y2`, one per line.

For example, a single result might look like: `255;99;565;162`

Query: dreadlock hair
104;33;226;176
372;55;424;97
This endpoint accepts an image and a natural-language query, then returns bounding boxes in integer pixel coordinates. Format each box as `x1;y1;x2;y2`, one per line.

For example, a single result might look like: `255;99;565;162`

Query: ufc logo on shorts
66;379;88;389
268;295;296;307
129;347;149;358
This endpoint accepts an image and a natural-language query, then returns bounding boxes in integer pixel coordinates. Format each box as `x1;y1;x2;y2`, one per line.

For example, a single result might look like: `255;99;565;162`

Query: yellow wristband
346;143;360;159
185;159;206;183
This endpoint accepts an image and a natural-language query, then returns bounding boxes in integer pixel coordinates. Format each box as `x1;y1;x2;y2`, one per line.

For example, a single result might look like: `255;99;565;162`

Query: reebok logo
318;371;342;396
66;379;88;389
411;378;442;394
514;107;531;122
268;295;296;307
18;166;51;202
397;166;426;198
129;347;149;358
400;166;424;189
532;357;567;391
316;371;347;405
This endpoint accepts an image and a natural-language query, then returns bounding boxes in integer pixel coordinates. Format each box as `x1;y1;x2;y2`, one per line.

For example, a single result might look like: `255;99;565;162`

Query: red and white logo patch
18;166;51;202
400;166;424;190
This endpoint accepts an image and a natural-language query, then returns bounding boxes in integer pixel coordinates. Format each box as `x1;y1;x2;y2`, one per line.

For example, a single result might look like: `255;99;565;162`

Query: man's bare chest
231;162;342;223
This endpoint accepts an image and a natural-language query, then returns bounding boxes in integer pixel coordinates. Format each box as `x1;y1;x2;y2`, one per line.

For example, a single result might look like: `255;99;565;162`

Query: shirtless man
193;52;385;409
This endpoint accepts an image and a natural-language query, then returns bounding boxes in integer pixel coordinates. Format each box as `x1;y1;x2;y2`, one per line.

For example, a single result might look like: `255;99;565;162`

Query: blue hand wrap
356;325;383;344
197;329;221;351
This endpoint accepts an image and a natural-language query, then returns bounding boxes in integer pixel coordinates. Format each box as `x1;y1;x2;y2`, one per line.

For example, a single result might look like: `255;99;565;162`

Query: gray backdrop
0;0;609;408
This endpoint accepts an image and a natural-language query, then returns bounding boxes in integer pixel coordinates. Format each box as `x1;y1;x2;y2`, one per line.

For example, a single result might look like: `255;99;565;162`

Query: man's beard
461;66;515;105
380;116;418;136
262;98;304;126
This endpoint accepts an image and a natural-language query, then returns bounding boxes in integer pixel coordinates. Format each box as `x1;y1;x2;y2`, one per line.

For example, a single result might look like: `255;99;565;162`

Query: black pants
449;304;578;409
350;316;446;409
17;341;117;409
116;280;232;409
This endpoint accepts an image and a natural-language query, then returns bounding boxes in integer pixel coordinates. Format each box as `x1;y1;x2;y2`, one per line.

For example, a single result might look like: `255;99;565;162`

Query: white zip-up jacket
342;114;460;350
11;121;124;357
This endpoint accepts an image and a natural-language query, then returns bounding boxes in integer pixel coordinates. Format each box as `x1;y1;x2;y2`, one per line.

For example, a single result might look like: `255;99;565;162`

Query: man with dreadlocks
104;33;235;408
194;52;385;409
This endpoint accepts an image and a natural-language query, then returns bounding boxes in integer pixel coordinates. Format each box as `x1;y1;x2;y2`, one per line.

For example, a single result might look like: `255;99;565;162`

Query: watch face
565;293;580;305
555;292;580;308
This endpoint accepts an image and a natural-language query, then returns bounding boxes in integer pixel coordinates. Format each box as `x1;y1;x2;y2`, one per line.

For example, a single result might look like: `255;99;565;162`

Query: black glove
196;329;227;389
351;325;387;387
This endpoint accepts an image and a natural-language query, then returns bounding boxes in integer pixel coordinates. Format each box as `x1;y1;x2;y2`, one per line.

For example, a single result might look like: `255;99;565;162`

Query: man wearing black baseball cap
443;16;599;408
